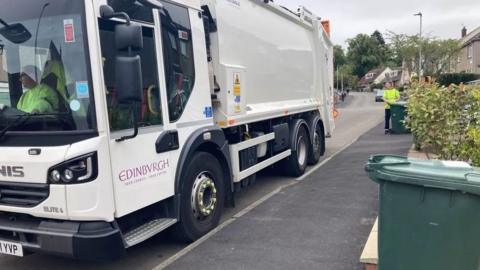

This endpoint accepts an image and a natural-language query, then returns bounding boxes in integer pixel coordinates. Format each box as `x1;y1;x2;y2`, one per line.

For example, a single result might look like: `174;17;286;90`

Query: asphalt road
165;123;412;270
0;92;384;270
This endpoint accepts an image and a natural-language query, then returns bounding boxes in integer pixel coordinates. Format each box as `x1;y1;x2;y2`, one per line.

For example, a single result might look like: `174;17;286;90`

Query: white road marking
297;137;359;181
153;135;364;270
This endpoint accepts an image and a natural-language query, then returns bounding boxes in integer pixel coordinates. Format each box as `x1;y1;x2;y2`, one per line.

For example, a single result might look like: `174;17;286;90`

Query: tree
339;64;359;89
386;32;418;70
334;64;359;90
333;45;346;69
346;33;387;77
371;30;391;65
422;39;461;75
371;30;386;45
386;31;461;76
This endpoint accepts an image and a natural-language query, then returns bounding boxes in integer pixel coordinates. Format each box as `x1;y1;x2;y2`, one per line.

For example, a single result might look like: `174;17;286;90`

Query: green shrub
436;73;480;86
405;83;480;165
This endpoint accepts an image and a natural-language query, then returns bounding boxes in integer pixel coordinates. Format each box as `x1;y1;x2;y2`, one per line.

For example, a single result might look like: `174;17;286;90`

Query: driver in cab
16;65;58;114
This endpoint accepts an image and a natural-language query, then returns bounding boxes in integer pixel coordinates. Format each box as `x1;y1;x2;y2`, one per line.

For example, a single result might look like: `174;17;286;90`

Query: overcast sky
275;0;480;47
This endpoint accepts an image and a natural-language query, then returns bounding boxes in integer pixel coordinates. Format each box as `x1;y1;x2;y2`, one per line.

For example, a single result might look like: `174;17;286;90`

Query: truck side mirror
115;24;143;52
100;4;144;141
114;23;143;105
101;5;144;105
115;55;142;104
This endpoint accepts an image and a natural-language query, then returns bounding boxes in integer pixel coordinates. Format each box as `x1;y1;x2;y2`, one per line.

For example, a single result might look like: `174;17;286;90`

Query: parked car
467;79;480;86
375;89;384;102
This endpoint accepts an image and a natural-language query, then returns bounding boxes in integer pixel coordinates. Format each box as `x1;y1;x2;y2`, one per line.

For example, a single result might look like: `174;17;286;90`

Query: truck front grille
0;182;49;207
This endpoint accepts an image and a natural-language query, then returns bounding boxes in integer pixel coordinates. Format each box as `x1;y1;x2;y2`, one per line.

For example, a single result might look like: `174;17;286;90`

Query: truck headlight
48;152;98;184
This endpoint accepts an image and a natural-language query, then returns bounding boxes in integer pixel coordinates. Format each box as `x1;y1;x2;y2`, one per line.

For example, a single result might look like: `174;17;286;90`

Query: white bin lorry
0;0;334;260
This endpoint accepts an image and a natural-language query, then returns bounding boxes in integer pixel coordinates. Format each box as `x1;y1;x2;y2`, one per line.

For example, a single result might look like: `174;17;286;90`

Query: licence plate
0;240;23;257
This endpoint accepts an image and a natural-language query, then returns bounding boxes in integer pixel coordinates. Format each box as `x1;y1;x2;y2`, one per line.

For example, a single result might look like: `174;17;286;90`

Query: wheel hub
191;172;218;218
297;135;307;166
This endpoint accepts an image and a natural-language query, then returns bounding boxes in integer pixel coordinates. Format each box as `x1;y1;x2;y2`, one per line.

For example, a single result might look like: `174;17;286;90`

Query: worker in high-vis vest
17;65;59;114
382;82;400;134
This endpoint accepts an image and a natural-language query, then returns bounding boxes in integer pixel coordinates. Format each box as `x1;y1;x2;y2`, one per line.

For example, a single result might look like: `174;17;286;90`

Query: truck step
124;218;177;247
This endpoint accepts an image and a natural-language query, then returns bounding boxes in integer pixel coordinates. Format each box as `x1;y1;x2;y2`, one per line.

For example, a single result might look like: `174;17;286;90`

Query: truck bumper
0;213;125;261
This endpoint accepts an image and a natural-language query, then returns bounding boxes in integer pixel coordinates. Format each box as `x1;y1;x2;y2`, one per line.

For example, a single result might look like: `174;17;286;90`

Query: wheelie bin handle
365;155;410;172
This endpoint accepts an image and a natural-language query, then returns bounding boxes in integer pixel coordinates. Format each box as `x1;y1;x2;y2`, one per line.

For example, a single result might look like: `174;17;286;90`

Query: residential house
384;67;410;87
359;67;392;90
456;26;480;74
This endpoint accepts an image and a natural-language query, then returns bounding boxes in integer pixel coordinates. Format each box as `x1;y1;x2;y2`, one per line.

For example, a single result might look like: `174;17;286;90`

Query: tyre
283;125;309;177
308;121;325;165
175;152;225;242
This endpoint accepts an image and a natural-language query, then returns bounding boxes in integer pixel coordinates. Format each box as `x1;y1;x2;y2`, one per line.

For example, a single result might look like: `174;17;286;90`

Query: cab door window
160;2;195;122
99;19;163;132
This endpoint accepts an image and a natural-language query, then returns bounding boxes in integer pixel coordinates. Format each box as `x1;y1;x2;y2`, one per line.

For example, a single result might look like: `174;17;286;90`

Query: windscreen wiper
0;113;33;141
0;111;75;140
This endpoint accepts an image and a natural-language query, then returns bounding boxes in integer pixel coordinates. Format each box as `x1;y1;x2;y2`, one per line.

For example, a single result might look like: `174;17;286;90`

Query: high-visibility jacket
383;88;400;109
42;60;68;99
17;84;59;113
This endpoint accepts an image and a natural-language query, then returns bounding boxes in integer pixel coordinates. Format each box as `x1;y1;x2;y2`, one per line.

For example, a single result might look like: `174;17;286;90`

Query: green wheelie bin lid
365;155;480;270
365;155;480;195
391;101;407;107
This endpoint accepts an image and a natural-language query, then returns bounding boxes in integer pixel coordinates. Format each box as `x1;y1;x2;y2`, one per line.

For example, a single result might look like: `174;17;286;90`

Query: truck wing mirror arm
116;103;140;142
100;5;131;25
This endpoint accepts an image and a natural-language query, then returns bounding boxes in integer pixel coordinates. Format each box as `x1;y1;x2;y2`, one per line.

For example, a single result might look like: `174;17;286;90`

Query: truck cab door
98;7;177;217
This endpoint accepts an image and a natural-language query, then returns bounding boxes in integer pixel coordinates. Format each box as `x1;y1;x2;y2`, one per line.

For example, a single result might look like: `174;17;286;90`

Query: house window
468;44;473;59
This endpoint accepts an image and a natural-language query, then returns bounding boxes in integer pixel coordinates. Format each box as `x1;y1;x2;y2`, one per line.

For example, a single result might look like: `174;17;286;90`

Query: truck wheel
176;152;225;242
308;121;325;165
283;125;309;176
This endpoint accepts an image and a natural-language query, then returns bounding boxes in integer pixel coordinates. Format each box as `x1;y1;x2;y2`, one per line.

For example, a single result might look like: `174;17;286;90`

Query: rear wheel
308;121;325;165
283;125;309;177
175;152;225;242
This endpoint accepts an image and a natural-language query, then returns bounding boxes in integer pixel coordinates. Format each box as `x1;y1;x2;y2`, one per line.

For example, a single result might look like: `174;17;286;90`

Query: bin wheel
175;152;225;242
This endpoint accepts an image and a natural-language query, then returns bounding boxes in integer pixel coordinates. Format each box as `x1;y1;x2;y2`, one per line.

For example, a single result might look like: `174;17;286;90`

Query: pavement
164;125;413;270
0;92;389;270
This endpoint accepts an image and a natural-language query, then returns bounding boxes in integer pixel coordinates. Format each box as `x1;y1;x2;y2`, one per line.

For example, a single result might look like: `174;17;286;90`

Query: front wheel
175;152;225;242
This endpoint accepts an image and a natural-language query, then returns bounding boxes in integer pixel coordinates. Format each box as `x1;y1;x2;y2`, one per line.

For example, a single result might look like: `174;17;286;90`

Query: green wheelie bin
365;155;480;270
390;102;409;134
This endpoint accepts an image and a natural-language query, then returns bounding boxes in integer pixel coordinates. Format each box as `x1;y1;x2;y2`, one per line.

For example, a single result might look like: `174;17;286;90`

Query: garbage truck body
0;0;334;260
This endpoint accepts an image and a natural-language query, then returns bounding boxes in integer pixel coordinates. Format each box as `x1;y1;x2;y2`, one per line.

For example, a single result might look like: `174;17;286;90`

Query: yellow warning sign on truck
233;73;241;96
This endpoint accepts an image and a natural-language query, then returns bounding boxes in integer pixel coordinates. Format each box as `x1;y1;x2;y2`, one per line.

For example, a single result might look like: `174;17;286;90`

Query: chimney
462;27;467;38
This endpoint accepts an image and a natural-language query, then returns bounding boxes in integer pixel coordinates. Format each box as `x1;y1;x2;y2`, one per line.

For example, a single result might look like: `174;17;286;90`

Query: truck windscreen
0;0;95;133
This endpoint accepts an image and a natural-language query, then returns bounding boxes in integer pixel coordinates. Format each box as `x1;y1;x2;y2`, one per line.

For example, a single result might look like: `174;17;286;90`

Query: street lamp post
414;12;423;80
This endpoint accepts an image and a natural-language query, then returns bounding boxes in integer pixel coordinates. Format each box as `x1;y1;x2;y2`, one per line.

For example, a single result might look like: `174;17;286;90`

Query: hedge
436;73;480;86
405;83;480;165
